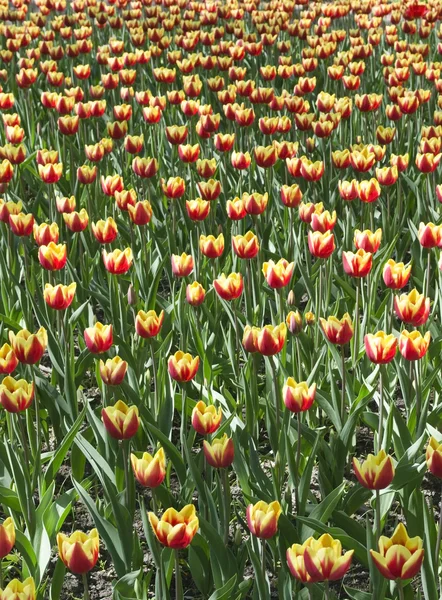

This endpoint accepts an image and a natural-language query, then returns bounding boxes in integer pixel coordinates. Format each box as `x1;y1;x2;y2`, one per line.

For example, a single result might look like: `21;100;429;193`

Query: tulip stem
82;573;90;600
425;250;431;299
295;412;302;515
375;489;381;544
341;345;346;424
261;538;266;583
222;468;230;545
174;549;183;600
150;341;158;419
435;482;442;570
397;580;405;600
324;580;331;600
270;358;280;435
122;441;131;510
353;279;360;369
180;386;187;452
377;366;384;453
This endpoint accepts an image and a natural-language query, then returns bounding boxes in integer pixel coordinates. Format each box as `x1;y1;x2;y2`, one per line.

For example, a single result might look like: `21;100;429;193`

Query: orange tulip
9;327;47;365
398;330;430;361
168;351;199;382
57;529;99;575
99;356;128;386
394;289;430;326
148;505;199;549
135;310;164;338
0;344;18;375
102;400;140;440
44;283;76;311
191;401;222;435
320;314;353;345
203;434;234;468
353;450;395;490
247;501;281;539
131;448;166;488
84;323;113;354
370;524;423;581
283;378;316;413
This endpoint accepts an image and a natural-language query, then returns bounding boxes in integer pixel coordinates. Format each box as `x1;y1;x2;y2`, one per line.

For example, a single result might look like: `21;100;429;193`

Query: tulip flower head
342;249;373;278
0;344;18;375
84;323;113;354
149;505;199;549
256;323;287;356
135;310;164;338
353;450;395;489
57;529;99;574
426;437;442;478
9;327;47;365
171;253;194;277
287;534;353;583
213;273;243;301
308;231;335;259
394;289;430;326
262;259;294;289
364;332;397;364
283;378;316;413
203;434;234;468
0;578;36;600
186;282;206;306
354;229;382;254
383;260;411;289
101;400;140;440
0;377;34;413
103;248;133;275
320;314;353;345
44;283;76;311
192;401;222;435
168;351;199;383
247;501;282;539
0;517;15;558
99;356;128;386
232;231;259;259
131;448;166;488
370;523;424;581
399;330;431;361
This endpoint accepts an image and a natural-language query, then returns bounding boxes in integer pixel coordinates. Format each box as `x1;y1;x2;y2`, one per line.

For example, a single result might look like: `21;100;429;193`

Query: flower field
1;0;442;598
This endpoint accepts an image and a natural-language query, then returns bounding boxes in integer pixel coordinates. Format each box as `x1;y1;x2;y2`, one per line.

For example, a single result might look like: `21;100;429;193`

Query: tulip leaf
207;574;237;600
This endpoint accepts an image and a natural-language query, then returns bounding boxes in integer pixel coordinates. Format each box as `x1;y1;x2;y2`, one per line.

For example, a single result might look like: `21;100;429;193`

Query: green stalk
261;538;266;583
375;489;381;545
150;341;158;419
222;468;230;545
295;412;302;516
180;385;187;452
378;366;384;453
397;580;405;600
174;549;183;600
82;573;90;600
434;482;442;570
353;279;360;368
341;345;346;424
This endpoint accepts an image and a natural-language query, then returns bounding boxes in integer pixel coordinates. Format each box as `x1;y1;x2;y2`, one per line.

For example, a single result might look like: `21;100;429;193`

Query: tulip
357;178;381;203
280;184;302;208
171;253;194;277
383;260;412;289
247;501;281;539
342;249;373;278
38;242;67;271
256;324;287;356
0;578;36;600
84;323;113;354
135;310;164;338
9;213;34;237
203;434;234;468
354;229;382;254
63;209;89;233
399;330;430;360
9;327;47;365
231;151;251;170
232;231;259;259
103;248;133;275
101;175;124;197
197;179;222;201
243;192;269;216
214;273;243;301
226;197;247;221
148;505;199;549
242;326;260;353
0;517;15;558
353;450;395;490
33;222;59;246
102;400;140;440
191;401;222;435
262;259;294;289
131;448;166;488
394;289;430;326
338;179;359;201
419;222;441;249
186;199;210;222
320;314;353;345
200;234;224;259
308;231;335;259
0;376;34;413
283;378;316;413
364;332;397;364
168;352;199;383
92;218;118;244
56;196;76;214
186;282;206;306
99;356;128;386
287;534;353;583
310;210;337;233
299;202;323;224
161;177;185;199
0;343;18;375
115;190;137;212
370;524;424;581
57;529;99;574
286;311;303;335
44;283;76;311
426;437;442;478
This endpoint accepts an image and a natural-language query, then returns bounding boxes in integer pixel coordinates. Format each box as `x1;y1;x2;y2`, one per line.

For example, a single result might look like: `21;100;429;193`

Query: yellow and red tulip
370;523;424;581
262;259;294;288
426;437;442;478
247;501;281;539
44;283;76;311
0;517;15;558
398;330;431;361
213;273;243;301
84;323;113;354
342;249;373;278
283;378;316;413
57;529;99;574
0;578;36;600
102;400;140;440
287;534;353;583
256;323;287;356
149;505;199;549
135;310;165;339
191;401;222;435
99;356;128;386
203;434;234;468
394;289;430;326
186;282;206;306
131;448;166;488
103;248;133;275
320;314;353;345
168;351;199;383
353;450;395;489
9;327;47;365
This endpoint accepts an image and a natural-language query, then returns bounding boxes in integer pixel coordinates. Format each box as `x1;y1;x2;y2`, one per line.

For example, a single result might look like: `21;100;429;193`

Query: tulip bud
148;505;199;549
287;291;296;306
102;400;140;440
247;501;282;539
57;529;99;574
286;311;303;335
131;448;166;488
127;284;137;306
